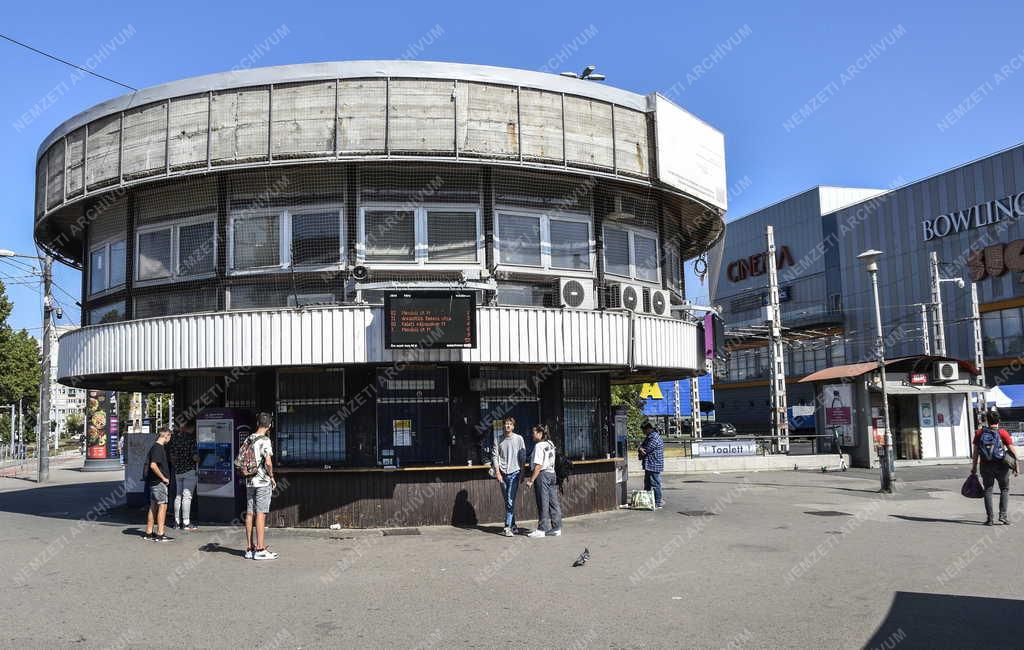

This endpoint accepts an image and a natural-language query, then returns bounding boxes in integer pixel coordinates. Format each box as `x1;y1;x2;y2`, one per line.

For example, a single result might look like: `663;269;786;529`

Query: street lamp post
858;249;895;493
0;249;53;483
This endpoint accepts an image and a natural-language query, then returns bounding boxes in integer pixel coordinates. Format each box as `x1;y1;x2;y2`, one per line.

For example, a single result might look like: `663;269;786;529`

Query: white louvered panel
269;311;282;366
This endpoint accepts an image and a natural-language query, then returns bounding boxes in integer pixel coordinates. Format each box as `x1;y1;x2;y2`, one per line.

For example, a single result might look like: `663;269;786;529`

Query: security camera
955;278;965;289
55;306;64;319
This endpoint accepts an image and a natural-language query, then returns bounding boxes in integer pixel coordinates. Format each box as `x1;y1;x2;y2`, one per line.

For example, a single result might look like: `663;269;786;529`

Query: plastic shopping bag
961;473;984;499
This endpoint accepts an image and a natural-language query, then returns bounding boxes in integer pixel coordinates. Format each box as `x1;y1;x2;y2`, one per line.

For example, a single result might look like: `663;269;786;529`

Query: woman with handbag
971;409;1020;526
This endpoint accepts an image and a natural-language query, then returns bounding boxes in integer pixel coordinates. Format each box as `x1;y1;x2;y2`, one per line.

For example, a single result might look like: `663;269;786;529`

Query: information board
384;291;477;349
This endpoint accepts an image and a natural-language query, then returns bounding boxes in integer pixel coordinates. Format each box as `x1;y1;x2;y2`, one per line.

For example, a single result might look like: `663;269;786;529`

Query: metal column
919;303;930;355
766;226;789;453
690;376;703;440
929;251;947;356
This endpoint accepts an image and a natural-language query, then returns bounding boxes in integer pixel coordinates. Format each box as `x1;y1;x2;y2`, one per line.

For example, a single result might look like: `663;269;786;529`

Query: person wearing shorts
244;412;278;560
144;427;173;542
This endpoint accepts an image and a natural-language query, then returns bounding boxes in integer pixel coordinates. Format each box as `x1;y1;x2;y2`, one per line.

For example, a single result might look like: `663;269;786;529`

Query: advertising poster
823;384;854;447
86;390;119;459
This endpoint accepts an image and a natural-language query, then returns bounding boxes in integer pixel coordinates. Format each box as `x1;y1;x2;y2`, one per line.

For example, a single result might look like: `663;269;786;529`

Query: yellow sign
640;383;664;400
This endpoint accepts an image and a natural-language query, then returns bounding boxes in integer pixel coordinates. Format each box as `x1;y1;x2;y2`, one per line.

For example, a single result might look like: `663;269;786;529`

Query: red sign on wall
727;246;795;283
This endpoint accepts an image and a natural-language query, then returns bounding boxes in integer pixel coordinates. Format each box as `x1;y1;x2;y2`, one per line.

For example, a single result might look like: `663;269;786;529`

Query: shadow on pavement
0;478;136;523
122;527;151;538
889;515;983;526
199;542;247;557
865;592;1024;648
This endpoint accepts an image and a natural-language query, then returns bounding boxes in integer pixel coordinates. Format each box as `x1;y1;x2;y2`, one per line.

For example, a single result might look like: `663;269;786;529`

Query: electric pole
766;225;789;453
929;251;947;356
919;303;930;355
970;281;986;431
38;255;53;483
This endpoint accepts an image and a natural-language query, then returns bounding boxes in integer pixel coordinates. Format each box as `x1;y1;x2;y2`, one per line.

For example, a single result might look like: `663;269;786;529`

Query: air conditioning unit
554;278;596;310
607;282;642;312
932;361;958;382
644;288;672;317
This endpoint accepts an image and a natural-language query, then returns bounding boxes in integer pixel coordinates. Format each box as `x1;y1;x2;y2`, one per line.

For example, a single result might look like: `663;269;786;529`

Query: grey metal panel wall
830;144;1024;362
57;306;701;381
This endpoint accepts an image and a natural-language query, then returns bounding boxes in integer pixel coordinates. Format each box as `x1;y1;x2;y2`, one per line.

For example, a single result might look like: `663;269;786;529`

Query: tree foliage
611;384;647;442
0;281;41;443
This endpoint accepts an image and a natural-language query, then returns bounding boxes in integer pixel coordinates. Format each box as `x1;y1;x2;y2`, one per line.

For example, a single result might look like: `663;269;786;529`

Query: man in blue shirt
638;422;665;509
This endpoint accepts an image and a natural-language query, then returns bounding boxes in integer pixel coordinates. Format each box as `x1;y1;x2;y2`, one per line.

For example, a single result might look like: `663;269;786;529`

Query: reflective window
179;222;216;275
88;240;126;295
427;211;477;262
364;209;415;261
604;225;660;283
89;301;125;325
233;214;281;270
550;220;591;271
603;228;630;277
292;211;341;267
634;234;659;282
498;214;542;266
137;229;173;280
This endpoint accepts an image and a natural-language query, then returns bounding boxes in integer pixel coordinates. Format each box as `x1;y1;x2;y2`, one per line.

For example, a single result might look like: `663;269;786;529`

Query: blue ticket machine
196;408;253;522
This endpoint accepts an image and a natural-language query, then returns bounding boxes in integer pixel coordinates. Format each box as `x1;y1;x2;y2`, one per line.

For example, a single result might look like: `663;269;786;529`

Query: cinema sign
967;239;1024;281
921;193;1024;241
727;246;794;283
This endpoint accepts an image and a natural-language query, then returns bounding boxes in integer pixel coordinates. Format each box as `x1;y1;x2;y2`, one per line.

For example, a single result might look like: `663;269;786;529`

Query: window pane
498;214;541;266
233;214;280;269
179;222;216;276
983;312;1003;357
138;229;173;280
1003;309;1024;356
109;240;126;287
292;211;341;266
89;301;124;325
634;234;659;282
603;227;630;277
427;211;477;262
550;220;590;270
89;248;106;294
364;210;415;261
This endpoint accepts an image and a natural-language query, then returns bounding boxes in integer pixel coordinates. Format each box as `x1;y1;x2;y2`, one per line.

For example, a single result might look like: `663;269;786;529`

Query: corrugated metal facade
58;306;700;381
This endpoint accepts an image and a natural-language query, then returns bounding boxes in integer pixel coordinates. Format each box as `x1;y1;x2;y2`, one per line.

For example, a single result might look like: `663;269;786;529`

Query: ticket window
377;368;449;467
477;369;542;459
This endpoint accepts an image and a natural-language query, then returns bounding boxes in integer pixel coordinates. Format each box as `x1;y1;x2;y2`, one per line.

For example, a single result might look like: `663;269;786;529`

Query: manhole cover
804;510;852;517
678;510;715;517
382;528;421;536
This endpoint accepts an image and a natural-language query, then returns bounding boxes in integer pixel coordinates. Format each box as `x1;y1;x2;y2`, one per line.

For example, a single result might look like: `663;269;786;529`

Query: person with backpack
971;408;1019;525
143;427;173;542
638;422;665;509
240;413;278;560
491;417;527;537
526;424;562;538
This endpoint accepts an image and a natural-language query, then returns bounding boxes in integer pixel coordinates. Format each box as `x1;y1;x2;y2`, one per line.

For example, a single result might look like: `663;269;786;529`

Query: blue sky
2;0;1024;332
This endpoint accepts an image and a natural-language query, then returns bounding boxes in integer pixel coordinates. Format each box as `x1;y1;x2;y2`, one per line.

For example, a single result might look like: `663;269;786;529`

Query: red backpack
234;434;262;478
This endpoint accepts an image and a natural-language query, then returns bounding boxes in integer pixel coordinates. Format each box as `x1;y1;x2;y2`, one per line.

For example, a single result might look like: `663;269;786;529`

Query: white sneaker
244;549;254;560
527;530;546;538
546;529;562;537
502;527;515;537
253;549;279;561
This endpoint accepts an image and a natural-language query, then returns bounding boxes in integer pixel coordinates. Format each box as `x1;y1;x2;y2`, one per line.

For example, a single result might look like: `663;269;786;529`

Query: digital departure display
384;291;477;349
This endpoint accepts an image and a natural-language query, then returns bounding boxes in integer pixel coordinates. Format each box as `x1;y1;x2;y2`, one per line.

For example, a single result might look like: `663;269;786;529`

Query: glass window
233;214;280;270
549;220;590;270
427;211;477;262
563;372;602;459
229;285;290;310
364;210;415;261
498;214;542;266
603;227;630;277
831;339;845;366
276;369;347;467
1003;308;1024;356
109;240;126;287
497;283;547;307
134;288;218;319
634;234;659;282
137;229;173;280
178;221;216;276
292;211;341;266
665;248;682;293
983;311;1003;357
89;248;106;294
89;301;124;325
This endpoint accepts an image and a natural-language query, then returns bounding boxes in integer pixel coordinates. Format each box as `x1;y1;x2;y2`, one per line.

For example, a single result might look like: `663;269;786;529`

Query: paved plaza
1;461;1022;649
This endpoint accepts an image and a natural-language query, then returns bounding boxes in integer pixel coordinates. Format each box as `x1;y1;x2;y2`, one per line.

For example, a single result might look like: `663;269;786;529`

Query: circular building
37;61;726;527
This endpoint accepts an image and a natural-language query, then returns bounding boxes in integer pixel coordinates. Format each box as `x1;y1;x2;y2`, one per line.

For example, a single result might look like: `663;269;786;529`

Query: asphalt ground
1;461;1022;649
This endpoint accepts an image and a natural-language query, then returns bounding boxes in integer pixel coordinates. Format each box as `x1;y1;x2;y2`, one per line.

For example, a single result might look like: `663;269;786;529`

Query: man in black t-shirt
144;428;173;542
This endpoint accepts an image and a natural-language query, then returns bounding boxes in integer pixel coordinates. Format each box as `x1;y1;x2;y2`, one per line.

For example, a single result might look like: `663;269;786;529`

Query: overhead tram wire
0;33;137;91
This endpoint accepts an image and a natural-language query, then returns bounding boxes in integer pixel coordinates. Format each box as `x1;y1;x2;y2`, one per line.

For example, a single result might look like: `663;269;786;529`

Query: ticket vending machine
196;408;253;522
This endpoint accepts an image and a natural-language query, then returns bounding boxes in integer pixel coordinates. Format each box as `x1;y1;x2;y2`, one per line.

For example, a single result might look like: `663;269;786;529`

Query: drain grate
678;510;716;517
382;528;421;536
804;510;852;517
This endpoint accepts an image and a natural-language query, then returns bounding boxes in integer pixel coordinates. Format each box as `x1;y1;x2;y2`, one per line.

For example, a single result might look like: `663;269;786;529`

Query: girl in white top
526;424;562;537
